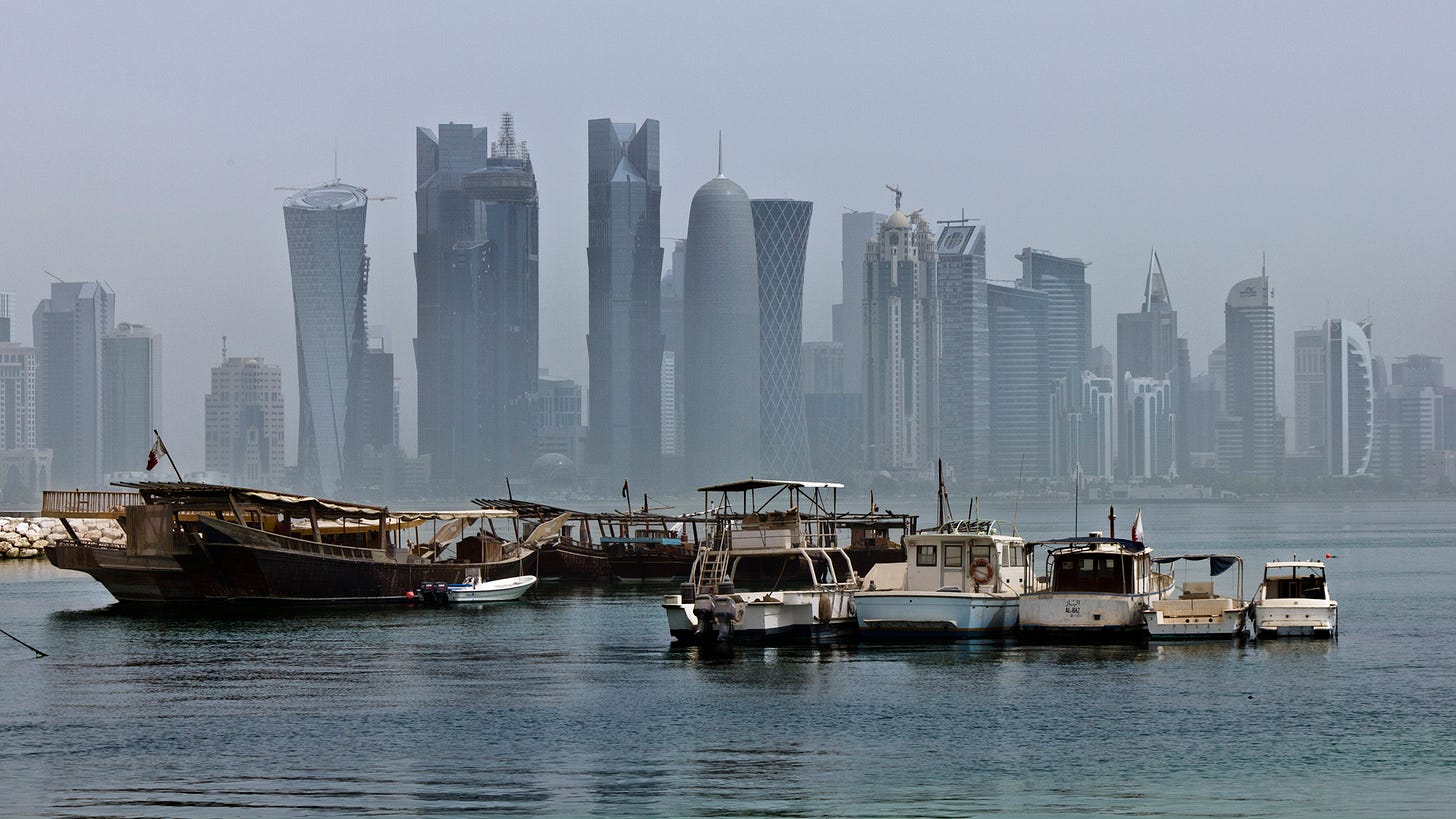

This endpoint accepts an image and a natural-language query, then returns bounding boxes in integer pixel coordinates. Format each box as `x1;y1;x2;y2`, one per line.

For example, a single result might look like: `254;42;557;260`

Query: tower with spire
682;135;760;484
1115;249;1185;479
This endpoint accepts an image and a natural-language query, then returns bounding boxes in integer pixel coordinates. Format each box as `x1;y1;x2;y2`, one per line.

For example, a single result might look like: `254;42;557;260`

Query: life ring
970;557;995;586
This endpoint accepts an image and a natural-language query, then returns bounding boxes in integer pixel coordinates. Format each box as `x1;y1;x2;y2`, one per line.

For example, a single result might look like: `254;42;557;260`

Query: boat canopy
696;478;845;493
1153;554;1240;576
1030;536;1148;553
117;481;392;519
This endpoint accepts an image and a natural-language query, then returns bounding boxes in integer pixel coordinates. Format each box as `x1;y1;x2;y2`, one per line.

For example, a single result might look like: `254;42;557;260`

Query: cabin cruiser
663;479;912;644
1142;554;1248;640
1018;509;1174;643
855;519;1034;640
1251;560;1338;639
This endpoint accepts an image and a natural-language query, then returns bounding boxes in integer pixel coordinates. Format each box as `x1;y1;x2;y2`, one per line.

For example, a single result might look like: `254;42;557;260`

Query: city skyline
4;3;1455;477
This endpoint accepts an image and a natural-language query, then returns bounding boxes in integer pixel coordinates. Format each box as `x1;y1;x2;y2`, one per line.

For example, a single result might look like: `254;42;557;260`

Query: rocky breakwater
0;517;124;559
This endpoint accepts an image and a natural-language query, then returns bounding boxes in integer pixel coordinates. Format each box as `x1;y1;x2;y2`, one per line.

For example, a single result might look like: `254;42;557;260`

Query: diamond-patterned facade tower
752;199;813;477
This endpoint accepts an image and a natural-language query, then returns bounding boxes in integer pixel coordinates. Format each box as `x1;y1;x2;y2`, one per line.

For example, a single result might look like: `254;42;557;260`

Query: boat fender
970;557;995;586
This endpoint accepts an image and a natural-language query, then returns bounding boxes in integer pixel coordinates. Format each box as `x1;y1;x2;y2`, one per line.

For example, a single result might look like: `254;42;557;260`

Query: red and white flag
1130;509;1144;542
146;436;167;471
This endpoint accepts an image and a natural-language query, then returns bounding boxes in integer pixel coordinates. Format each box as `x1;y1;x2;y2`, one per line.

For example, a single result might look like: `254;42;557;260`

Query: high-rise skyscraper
683;158;758;485
0;291;13;342
936;222;989;484
752;198;813;478
1293;326;1327;458
864;206;938;478
34;280;114;488
205;354;285;487
1116;251;1180;478
835;211;887;394
283;182;368;495
987;282;1050;478
1222;266;1279;478
463;115;540;482
1018;248;1090;477
0;341;37;451
415;121;490;491
660;240;686;479
1326;318;1375;476
586;118;663;486
101;322;160;478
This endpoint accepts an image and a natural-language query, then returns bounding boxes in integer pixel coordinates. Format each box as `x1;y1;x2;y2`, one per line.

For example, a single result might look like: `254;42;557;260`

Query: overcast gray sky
4;1;1454;472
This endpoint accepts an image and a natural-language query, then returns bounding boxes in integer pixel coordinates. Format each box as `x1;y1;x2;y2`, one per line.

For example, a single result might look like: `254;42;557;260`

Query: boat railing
200;517;385;562
54;536;127;551
42;490;145;519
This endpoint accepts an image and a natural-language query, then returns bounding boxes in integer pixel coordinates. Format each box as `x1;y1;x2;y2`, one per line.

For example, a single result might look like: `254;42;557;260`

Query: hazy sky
4;2;1454;472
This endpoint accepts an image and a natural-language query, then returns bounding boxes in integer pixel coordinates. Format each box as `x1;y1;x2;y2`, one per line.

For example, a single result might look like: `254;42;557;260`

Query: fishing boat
444;574;537;603
1251;560;1338;639
599;527;696;581
855;518;1034;640
663;479;905;644
1018;508;1174;643
43;483;529;605
1142;554;1248;640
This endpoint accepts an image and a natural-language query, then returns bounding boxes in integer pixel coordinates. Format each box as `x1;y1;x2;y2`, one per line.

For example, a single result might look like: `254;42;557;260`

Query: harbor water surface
3;499;1455;817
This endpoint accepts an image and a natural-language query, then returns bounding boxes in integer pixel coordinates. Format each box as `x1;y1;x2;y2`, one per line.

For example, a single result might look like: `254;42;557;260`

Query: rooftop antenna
885;184;902;211
937;208;977;226
222;335;227;362
717;130;723;177
333;139;338;183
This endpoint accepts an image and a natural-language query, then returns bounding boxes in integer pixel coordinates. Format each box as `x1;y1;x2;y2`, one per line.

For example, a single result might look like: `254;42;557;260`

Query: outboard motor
692;594;715;638
711;594;743;642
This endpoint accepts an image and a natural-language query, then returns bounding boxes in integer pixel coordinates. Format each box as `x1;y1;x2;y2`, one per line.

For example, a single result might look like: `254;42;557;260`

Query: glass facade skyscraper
936;222;989;484
101;322;160;478
1326;318;1374;476
283;182;368;495
415;122;490;492
205;355;285;487
34;280;114;488
1116;252;1180;478
684;171;758;485
752;198;813;478
1223;269;1279;479
988;281;1049;478
586;118;663;486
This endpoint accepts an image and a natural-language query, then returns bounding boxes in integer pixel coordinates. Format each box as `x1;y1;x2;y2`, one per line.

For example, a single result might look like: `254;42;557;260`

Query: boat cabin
902;520;1025;592
1262;561;1329;600
1037;538;1157;596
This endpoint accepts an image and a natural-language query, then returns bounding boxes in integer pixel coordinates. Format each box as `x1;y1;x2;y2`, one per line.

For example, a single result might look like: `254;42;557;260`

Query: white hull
446;574;537;603
1253;600;1337;638
1019;589;1167;641
1144;599;1247;640
664;589;858;643
855;591;1018;639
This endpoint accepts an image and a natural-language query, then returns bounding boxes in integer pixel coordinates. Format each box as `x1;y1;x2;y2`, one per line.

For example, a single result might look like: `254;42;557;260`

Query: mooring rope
0;625;47;658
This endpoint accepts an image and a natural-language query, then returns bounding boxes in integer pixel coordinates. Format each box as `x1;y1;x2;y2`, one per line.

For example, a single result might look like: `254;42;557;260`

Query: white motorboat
445;574;537;603
663;479;872;644
1143;554;1248;640
1018;508;1173;643
855;518;1035;640
1251;560;1337;639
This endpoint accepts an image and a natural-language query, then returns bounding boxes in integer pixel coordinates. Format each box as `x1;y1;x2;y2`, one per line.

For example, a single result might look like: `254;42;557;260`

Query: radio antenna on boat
0;624;47;658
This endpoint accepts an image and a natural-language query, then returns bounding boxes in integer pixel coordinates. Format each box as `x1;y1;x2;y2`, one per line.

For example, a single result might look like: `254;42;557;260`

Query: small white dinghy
446;574;537;603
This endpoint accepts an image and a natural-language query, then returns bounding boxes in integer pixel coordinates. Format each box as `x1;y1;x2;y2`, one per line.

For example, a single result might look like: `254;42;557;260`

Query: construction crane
885;184;903;211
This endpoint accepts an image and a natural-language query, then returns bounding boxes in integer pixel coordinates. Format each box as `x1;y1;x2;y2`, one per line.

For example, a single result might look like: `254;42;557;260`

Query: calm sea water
3;500;1455;817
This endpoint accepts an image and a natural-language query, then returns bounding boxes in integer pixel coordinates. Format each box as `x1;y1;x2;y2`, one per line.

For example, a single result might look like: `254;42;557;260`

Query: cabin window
943;544;963;568
971;544;993;563
1055;553;1133;594
917;544;938;566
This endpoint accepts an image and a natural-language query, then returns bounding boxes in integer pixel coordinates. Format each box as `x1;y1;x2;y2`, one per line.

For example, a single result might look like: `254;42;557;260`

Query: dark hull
846;544;905;575
526;543;611;580
47;536;532;606
605;549;694;581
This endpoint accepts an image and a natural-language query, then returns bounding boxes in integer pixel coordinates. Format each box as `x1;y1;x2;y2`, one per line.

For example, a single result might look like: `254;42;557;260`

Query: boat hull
447;575;537;603
854;592;1018;640
1144;609;1247;640
663;590;858;644
1018;590;1164;643
1253;600;1338;638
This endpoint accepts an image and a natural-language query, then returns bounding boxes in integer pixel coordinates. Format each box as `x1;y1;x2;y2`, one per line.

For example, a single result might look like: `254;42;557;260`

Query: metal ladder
695;531;732;593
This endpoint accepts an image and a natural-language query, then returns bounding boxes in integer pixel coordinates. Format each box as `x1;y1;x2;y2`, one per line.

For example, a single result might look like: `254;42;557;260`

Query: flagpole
154;429;183;482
